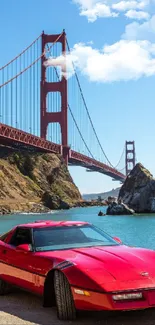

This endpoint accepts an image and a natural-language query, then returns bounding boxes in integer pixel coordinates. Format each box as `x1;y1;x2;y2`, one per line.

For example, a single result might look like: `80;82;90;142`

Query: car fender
53;261;105;292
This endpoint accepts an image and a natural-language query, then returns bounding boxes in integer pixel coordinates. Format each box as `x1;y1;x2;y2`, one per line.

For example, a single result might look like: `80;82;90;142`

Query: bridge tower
125;141;136;176
40;30;69;164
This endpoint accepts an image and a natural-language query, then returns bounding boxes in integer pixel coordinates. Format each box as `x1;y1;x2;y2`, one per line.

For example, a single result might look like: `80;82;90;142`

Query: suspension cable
0;33;42;71
68;104;94;158
114;145;125;169
66;39;114;167
0;33;63;88
66;39;126;172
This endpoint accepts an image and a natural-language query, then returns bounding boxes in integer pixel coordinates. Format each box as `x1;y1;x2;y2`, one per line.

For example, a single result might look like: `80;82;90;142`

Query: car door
0;239;11;281
0;229;18;284
0;227;45;294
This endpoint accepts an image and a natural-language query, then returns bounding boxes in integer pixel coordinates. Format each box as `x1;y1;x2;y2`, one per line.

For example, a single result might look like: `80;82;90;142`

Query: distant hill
82;187;120;201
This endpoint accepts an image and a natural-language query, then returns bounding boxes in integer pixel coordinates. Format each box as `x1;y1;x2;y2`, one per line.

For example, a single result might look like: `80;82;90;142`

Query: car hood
72;245;155;282
39;245;155;284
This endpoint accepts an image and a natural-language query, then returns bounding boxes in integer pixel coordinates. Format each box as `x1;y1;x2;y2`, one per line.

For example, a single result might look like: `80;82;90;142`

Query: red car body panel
0;220;155;312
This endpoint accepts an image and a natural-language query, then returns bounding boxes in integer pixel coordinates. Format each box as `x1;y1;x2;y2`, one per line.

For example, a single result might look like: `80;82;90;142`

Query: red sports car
0;220;155;320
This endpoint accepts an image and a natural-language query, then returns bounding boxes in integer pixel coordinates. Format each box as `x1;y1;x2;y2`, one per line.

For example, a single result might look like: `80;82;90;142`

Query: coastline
0;199;108;215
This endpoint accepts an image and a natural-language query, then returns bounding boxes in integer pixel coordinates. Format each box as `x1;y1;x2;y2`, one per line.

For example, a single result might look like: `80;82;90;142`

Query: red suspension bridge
0;30;135;183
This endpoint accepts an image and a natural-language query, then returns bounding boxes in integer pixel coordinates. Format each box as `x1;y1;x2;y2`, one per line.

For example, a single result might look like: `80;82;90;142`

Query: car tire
0;278;11;295
54;270;76;320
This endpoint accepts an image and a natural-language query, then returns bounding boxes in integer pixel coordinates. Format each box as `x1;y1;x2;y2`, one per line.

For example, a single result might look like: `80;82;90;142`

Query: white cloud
80;3;118;22
45;40;155;83
125;9;150;20
73;0;151;22
44;55;77;79
73;0;97;8
123;14;155;40
60;0;155;84
112;0;149;11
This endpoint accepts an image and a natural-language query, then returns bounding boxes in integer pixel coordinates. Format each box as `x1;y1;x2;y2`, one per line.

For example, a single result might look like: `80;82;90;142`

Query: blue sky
0;0;155;194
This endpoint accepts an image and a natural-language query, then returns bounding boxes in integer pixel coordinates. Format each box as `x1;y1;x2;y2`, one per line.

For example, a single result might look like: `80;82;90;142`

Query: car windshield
33;225;119;252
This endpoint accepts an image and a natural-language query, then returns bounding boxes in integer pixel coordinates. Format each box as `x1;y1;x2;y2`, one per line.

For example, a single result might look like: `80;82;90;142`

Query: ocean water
0;206;155;250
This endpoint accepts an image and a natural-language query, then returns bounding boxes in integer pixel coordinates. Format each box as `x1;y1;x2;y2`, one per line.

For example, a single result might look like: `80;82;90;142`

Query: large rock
119;163;155;213
42;192;70;210
106;202;134;215
0;146;81;213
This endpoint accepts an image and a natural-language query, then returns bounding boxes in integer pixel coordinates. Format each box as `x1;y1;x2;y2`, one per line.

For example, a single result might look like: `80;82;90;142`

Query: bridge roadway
0;123;125;182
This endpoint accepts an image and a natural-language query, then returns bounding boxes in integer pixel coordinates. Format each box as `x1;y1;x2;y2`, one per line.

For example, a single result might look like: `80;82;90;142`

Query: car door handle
2;249;7;254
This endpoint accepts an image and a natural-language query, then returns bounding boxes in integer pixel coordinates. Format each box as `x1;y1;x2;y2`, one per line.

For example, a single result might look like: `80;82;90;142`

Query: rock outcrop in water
119;163;155;213
0;146;81;214
106;201;135;215
98;210;106;216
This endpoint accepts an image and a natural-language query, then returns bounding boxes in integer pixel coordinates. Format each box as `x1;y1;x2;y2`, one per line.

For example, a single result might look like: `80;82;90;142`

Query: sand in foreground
0;291;155;325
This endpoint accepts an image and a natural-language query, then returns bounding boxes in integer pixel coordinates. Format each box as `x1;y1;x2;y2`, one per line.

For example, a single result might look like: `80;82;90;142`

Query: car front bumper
71;287;155;311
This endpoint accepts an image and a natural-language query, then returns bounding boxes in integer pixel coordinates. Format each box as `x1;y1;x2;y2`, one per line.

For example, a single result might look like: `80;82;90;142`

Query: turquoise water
0;206;155;250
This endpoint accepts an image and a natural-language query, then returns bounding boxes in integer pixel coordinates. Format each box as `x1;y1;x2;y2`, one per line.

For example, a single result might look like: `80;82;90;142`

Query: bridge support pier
40;31;69;164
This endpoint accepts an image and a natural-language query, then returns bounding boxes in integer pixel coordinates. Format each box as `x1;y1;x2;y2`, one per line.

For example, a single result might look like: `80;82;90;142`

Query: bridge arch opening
46;66;61;83
45;41;63;83
45;42;62;59
47;122;61;145
47;92;61;113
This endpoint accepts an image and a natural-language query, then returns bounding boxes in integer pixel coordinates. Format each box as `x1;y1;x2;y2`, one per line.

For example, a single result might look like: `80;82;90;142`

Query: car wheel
0;278;11;295
54;270;76;320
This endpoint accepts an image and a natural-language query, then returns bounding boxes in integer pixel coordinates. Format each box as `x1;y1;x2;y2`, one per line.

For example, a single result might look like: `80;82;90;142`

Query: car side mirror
113;237;122;244
16;244;32;252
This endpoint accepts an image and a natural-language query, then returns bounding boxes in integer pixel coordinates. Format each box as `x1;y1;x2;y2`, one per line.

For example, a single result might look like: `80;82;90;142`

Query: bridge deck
0;123;125;182
69;151;125;182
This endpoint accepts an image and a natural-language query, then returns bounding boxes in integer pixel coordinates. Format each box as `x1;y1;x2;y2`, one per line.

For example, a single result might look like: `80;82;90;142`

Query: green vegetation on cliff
0;146;81;213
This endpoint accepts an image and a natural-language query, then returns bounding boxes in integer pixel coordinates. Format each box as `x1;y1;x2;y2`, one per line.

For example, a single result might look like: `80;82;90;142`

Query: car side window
0;231;10;242
9;228;32;247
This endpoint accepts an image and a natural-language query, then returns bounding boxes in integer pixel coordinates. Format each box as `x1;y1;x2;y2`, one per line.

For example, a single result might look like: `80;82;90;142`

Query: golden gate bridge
0;30;136;183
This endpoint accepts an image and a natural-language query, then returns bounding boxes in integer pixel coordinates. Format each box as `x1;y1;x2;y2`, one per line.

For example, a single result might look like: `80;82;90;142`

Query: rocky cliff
119;163;155;213
0;146;81;214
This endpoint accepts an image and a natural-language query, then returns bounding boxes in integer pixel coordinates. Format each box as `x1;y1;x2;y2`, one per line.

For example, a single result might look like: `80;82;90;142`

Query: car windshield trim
35;241;118;252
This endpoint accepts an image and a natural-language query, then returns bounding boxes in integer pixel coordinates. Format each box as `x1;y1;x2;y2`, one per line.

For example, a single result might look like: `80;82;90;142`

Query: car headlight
112;292;143;301
74;289;90;296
